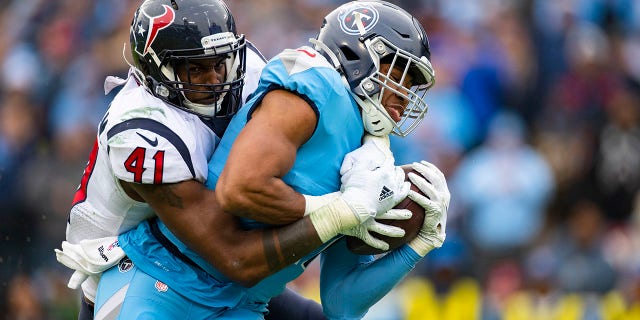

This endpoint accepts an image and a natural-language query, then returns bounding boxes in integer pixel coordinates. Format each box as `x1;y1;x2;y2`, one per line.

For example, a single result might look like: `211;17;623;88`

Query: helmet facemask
356;36;435;137
146;32;246;119
311;1;436;137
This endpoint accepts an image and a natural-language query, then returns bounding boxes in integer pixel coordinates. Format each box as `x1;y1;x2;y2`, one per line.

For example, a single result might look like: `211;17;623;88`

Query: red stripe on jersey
297;48;316;58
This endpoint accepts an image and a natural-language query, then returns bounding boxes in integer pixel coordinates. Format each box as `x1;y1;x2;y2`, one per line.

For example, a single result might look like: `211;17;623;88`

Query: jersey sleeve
105;118;198;184
259;47;346;115
319;239;421;319
243;41;267;104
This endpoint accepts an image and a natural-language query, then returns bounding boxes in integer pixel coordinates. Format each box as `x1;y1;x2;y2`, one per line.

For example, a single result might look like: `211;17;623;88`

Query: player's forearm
320;242;420;319
216;174;307;225
128;179;327;286
162;204;322;287
205;217;323;287
207;195;371;286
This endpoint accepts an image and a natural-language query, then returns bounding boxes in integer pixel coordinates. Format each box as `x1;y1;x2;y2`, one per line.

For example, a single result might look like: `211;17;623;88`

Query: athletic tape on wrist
308;198;359;242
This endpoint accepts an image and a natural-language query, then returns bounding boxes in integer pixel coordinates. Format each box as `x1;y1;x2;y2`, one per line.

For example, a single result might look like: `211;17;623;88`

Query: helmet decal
143;4;175;55
314;1;434;137
129;0;247;121
338;4;379;35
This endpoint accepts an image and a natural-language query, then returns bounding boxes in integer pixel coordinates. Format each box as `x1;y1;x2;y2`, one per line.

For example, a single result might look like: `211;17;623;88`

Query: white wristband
306;196;360;242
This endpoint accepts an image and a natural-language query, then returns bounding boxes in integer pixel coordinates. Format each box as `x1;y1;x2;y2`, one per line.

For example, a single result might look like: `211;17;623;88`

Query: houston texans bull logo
134;4;175;55
338;3;379;36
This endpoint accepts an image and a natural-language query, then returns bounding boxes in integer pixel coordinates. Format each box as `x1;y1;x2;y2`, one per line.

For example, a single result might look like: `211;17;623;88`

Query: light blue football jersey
117;46;365;311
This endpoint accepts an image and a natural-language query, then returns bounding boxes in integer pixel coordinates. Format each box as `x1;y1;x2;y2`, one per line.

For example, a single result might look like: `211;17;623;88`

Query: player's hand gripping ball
346;165;426;255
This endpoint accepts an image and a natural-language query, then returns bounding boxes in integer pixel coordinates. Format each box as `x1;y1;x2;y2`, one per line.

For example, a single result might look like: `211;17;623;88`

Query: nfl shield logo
117;258;134;273
155;280;169;292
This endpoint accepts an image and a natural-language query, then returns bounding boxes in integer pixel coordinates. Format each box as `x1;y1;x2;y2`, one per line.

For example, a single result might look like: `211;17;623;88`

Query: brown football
346;164;426;255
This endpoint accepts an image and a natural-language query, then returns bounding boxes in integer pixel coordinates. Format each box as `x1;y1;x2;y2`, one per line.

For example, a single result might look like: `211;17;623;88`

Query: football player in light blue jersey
56;0;405;319
95;1;450;319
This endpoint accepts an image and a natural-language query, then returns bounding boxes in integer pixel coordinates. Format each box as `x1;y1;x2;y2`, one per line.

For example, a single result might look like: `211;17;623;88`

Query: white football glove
306;135;409;242
405;161;450;257
55;236;125;289
341;209;412;251
340;135;410;220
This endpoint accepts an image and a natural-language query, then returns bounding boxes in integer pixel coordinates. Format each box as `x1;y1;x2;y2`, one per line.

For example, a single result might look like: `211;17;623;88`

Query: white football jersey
66;72;217;242
64;44;266;300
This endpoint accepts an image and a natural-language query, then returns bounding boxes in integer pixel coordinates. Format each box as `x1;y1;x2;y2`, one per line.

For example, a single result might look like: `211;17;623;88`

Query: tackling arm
117;89;326;286
124;178;323;287
123;162;404;287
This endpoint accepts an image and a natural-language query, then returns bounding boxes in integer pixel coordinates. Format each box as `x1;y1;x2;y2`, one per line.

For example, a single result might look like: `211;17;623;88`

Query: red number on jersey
124;147;165;184
124;147;147;183
71;139;99;206
152;150;164;184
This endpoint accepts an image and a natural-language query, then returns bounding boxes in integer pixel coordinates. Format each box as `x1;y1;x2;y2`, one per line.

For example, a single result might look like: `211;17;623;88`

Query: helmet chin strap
181;95;217;117
210;51;242;113
350;90;394;136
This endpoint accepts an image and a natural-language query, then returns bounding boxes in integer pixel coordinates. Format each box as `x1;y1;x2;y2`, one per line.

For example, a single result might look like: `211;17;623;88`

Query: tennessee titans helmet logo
338;4;379;35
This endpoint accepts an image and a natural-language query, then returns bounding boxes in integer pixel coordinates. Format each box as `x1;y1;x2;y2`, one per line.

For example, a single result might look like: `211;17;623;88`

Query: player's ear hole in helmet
311;0;435;137
129;0;246;120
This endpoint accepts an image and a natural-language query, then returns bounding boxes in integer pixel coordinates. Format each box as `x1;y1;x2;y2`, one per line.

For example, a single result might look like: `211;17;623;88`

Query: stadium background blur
1;0;639;319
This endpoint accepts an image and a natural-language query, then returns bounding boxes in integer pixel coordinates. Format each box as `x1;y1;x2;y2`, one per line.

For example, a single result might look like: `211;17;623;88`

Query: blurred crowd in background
0;0;639;319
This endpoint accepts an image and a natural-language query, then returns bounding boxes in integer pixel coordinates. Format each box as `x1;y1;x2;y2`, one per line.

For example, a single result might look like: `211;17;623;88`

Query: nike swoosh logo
137;132;158;147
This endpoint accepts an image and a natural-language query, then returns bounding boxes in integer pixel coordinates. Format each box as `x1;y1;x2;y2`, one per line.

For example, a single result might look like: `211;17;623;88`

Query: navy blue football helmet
130;0;246;119
312;1;435;136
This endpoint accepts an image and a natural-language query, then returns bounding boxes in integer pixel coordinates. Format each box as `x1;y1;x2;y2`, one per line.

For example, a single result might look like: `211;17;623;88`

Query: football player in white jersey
56;0;414;319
